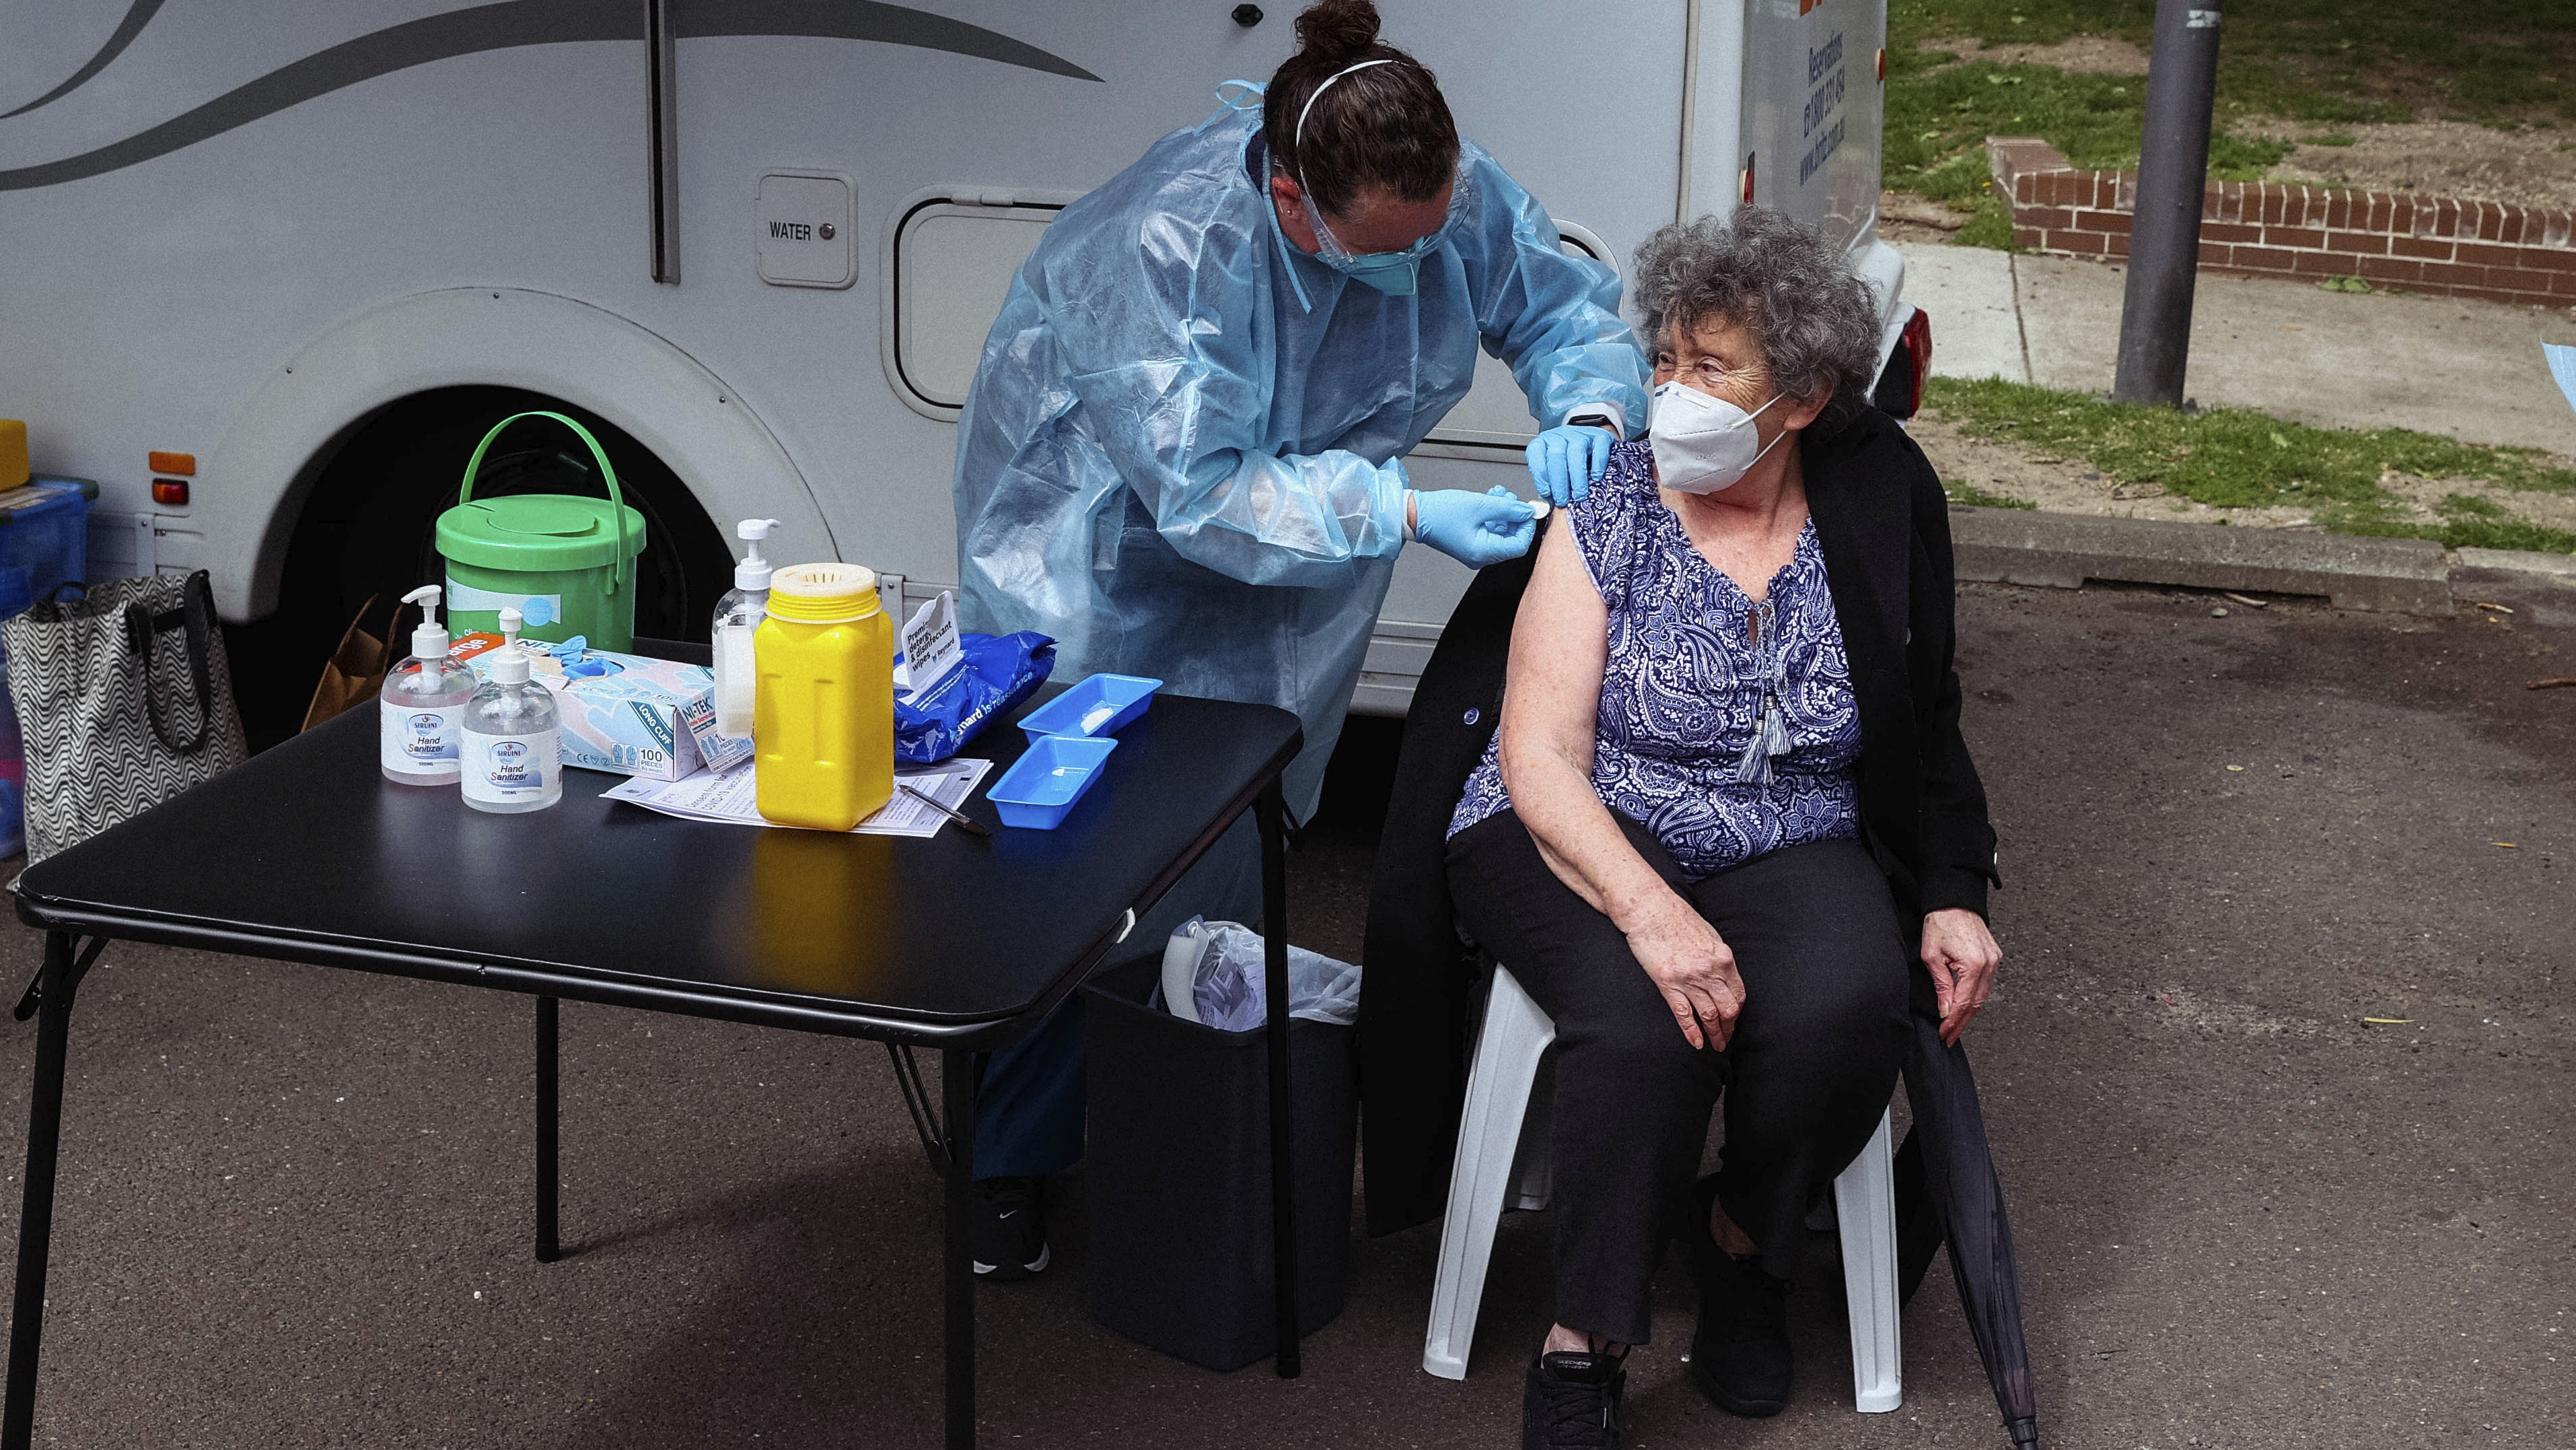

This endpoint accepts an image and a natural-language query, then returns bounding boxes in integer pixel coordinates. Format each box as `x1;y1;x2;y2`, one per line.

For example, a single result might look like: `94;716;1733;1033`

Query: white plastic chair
1422;965;1902;1414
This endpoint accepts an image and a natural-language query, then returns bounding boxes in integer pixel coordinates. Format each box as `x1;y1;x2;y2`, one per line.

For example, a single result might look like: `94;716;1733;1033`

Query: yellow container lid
766;562;882;622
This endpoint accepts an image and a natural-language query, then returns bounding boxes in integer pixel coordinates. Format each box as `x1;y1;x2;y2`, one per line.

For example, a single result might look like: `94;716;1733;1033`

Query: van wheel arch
213;288;828;746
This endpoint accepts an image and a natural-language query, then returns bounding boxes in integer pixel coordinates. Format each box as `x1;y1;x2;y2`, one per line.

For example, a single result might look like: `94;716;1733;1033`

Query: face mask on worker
1647;380;1786;495
1289;58;1474;297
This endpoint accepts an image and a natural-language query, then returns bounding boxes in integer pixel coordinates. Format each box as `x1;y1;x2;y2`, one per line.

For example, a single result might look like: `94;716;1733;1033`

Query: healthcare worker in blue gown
949;0;1647;1279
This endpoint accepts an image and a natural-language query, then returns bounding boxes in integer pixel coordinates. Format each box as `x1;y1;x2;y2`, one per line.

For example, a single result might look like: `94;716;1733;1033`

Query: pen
900;782;993;837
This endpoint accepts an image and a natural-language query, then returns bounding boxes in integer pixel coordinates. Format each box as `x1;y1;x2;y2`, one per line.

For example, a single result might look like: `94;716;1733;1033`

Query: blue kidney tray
1017;673;1162;743
985;734;1121;830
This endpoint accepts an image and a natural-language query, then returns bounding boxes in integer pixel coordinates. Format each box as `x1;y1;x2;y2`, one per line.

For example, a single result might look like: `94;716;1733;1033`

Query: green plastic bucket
435;411;649;652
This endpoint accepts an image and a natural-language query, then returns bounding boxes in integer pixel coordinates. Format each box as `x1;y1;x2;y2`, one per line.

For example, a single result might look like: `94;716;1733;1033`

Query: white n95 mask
1647;380;1785;495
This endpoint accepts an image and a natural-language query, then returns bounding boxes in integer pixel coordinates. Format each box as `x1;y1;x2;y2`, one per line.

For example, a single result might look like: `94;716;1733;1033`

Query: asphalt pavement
2;575;2572;1449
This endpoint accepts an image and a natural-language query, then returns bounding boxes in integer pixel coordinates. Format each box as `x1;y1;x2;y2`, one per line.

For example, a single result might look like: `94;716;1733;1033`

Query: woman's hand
1921;908;2002;1047
1625;895;1747;1051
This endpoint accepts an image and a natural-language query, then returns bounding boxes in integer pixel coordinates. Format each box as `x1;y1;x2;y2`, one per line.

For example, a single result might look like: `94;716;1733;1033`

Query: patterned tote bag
2;571;248;864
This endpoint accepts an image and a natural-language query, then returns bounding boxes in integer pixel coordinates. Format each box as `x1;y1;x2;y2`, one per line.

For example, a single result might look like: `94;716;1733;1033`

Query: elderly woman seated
1441;207;2002;1449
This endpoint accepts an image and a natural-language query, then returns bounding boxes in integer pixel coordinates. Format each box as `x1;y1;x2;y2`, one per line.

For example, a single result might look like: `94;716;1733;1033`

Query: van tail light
1902;306;1933;409
1874;307;1935;419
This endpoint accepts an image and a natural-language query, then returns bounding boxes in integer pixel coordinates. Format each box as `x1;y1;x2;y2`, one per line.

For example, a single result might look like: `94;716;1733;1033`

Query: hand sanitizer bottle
381;584;477;786
461;609;563;814
713;518;780;740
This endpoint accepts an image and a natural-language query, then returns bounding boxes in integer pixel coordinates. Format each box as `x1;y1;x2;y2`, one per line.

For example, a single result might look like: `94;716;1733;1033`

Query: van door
1739;0;1886;250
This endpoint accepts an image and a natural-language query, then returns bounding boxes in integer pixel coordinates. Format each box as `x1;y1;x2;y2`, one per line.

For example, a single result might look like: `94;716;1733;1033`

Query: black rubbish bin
1081;953;1356;1371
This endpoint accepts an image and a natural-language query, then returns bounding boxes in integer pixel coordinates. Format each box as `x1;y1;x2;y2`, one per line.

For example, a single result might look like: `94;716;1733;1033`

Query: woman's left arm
1908;450;2005;1045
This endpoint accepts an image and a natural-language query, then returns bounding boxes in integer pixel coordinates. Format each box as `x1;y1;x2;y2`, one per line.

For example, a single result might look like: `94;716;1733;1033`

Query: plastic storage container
0;477;96;619
1082;955;1357;1372
985;733;1118;829
435;412;647;650
0;419;26;492
2;475;97;856
754;562;894;830
1016;673;1161;743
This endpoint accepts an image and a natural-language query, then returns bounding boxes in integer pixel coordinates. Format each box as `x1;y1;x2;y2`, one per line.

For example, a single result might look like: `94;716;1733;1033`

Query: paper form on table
603;757;991;837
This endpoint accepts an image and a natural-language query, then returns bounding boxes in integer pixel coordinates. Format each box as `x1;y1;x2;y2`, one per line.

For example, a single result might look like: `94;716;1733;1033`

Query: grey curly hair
1630;207;1884;429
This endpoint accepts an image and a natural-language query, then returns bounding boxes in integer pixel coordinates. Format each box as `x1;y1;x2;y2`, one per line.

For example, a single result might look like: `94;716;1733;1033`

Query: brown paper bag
299;594;404;732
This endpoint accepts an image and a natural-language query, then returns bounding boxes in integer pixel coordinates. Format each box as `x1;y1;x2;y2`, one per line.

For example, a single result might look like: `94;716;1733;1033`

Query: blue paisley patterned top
1447;441;1863;878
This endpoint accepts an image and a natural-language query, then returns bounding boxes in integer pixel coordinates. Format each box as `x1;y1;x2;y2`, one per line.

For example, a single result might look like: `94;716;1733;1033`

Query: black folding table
3;684;1304;1450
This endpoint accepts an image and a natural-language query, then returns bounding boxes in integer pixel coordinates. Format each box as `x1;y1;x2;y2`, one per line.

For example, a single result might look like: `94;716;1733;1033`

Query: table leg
536;996;559;1264
1256;780;1302;1380
942;1049;975;1450
5;932;82;1450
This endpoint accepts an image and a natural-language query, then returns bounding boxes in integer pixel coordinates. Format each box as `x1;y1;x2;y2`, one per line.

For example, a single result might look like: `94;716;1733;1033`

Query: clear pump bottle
713;518;781;740
380;584;478;786
461;609;563;814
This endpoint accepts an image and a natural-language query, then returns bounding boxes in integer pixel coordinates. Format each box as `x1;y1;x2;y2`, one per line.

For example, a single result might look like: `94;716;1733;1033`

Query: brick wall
1986;137;2576;310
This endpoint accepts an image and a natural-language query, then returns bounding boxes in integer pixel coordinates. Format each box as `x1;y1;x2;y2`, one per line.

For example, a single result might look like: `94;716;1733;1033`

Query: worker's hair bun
1265;0;1454;216
1295;0;1383;63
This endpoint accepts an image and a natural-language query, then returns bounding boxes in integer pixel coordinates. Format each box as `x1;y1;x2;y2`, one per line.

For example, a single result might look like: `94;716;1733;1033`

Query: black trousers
1445;810;1912;1346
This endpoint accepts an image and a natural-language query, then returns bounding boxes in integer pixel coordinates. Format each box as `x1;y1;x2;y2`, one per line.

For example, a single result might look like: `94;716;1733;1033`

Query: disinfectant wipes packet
895;629;1054;765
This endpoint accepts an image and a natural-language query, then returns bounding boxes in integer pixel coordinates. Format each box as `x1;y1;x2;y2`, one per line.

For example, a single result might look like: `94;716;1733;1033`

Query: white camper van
0;0;1928;740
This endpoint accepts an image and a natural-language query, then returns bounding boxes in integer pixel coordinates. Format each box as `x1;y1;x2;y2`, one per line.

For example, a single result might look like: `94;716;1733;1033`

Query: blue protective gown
954;108;1647;817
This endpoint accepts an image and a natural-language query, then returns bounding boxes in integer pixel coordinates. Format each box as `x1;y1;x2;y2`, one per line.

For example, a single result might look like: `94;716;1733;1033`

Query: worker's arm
1038;193;1413;587
1462;145;1651;442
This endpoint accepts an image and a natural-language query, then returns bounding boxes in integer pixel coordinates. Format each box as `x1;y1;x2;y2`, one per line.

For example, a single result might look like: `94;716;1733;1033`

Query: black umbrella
1892;1016;2041;1449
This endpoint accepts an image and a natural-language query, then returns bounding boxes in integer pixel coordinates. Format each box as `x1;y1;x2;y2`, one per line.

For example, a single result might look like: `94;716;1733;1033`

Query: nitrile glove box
461;645;749;780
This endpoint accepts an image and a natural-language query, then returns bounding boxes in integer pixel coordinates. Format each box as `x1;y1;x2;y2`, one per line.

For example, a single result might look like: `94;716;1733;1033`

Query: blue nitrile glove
1525;422;1616;507
1410;485;1538;568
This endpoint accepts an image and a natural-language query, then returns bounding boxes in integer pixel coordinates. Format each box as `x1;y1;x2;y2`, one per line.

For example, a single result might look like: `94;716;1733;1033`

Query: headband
1293;57;1398;152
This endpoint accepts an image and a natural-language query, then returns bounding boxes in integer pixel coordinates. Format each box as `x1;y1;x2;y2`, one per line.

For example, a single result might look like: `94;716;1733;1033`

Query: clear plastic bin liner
1156;917;1361;1030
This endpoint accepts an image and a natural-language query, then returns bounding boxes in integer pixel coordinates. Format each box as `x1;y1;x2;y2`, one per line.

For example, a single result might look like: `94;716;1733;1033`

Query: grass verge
1885;1;2576;247
1925;376;2576;553
1894;1;2574;128
1885;38;2286;211
1942;478;2037;510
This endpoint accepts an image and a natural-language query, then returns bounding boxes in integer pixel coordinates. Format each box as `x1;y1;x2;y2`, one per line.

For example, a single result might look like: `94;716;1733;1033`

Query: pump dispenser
461;607;564;813
713;518;782;740
380;584;478;786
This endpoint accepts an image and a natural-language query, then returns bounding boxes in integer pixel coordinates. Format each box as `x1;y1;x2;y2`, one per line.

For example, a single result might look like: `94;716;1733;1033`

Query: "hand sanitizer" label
381;699;464;777
461;732;560;804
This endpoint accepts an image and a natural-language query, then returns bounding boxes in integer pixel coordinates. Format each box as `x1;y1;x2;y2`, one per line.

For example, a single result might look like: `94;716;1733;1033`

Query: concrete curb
1949;507;2458;615
2455;546;2576;582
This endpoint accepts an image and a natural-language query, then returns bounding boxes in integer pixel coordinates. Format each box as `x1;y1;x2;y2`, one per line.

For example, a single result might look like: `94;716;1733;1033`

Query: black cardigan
1356;407;2001;1235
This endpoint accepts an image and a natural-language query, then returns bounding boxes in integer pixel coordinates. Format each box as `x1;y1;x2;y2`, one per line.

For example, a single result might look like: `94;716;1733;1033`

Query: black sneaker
1521;1350;1623;1450
970;1176;1050;1280
1685;1175;1792;1416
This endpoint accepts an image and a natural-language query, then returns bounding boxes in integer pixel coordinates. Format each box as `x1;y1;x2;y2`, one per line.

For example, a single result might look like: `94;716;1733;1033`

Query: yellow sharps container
755;563;894;831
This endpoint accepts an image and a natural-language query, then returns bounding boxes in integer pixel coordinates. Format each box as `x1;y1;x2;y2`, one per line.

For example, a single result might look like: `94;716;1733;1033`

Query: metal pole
2111;0;2225;407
